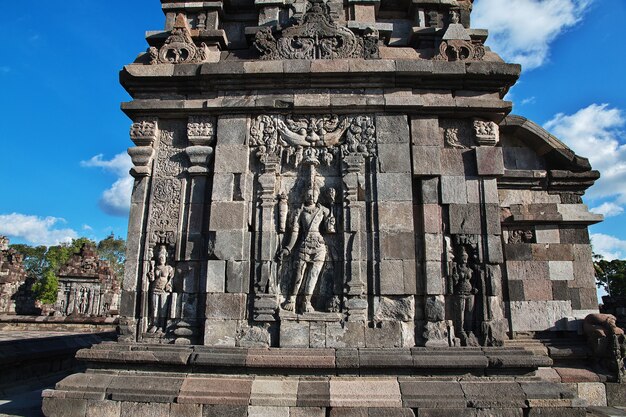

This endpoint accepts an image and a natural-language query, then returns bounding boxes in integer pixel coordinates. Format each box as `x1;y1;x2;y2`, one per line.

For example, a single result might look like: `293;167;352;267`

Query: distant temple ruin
0;236;37;315
55;243;120;317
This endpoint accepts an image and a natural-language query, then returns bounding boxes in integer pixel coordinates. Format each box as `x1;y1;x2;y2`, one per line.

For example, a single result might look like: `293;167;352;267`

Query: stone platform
41;344;594;417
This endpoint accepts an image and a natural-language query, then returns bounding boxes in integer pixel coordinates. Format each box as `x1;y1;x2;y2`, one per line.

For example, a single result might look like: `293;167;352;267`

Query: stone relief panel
254;0;380;60
149;14;210;64
248;113;378;338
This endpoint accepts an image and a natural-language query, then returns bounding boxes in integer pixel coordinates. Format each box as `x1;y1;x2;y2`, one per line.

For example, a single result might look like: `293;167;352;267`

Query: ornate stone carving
473;119;499;146
147;245;175;333
584;313;626;382
130;119;158;146
148;131;186;245
250;114;376;166
444;127;466;149
187;116;215;146
254;0;379;60
278;183;337;314
435;11;485;62
508;229;534;244
149;14;209;64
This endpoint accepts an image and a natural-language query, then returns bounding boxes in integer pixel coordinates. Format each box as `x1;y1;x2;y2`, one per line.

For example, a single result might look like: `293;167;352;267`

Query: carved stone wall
0;237;36;315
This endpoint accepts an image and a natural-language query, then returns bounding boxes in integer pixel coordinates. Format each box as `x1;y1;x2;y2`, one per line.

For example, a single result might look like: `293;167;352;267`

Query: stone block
290;407;326;417
505;244;532;261
475;146;504;176
420;178;439;204
506;261;549;281
535;226;560;244
572;244;593;261
56;373;113;400
411;116;440;146
374;296;415;322
250;377;299;406
206;260;226;293
329;409;368;417
549;261;574;281
523;279;552;301
570;287;599;310
483;178;500;203
552;281;569;301
178;377;252;405
369;408;415;417
376;115;410;144
527;409;586;417
532;244;574;261
170;404;202;417
297;377;330;407
205;293;247;320
403;260;418;294
213;145;250;173
424;233;443;262
559;226;589;244
459;381;526;408
247;406;290;417
466;179;480;203
554;367;600;382
508;280;524;301
108;375;184;403
329;377;402;408
202;404;248;417
509;301;572;332
335;348;360;369
381;231;416;260
425;261;444;295
577;382;607;407
572;261;595;286
379;202;414;231
209;202;247;230
485;203;501;234
378;144;412;173
440;149;466;176
365;322;403;348
399;380;465;408
226;261;250;293
448;204;481;234
440;176;467;204
422;204;442;234
380;260;405;295
204;320;237;346
326;322;366;348
218;115;248;145
486;235;504;263
412;146;442;176
209;230;248;261
280;320;310;348
120;402;170;417
42;397;88;417
376;173;413;201
212;173;234;201
86;401;121;417
606;383;626;406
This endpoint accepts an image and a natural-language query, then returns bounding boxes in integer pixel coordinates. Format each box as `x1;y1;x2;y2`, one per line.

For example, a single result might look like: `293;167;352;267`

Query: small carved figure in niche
584;313;626;382
451;248;480;346
279;185;336;313
444;128;465;149
147;245;174;333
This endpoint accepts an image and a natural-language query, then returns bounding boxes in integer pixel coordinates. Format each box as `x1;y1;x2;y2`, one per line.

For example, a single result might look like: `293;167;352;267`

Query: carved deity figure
584;313;626;382
451;248;479;346
280;186;336;313
147;246;174;333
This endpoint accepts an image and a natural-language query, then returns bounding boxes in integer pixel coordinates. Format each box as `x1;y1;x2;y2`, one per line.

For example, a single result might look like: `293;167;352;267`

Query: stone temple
42;0;621;416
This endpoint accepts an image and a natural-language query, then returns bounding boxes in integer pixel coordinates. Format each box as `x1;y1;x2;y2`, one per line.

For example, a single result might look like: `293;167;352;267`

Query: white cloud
473;0;593;69
81;152;133;217
591;202;624;218
591;233;626;261
82;224;93;231
544;104;626;204
0;213;78;246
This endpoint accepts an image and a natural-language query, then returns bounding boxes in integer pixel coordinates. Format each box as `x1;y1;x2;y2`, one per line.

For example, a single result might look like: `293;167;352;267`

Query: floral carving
444;128;466;149
254;0;379;60
434;11;485;62
187;116;215;144
149;14;209;65
250;114;376;166
130;120;158;146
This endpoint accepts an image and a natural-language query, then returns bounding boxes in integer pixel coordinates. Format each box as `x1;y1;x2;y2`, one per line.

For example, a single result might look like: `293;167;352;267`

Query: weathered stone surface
411;117;441;146
280;320;310;348
247;406;290;417
206;260;226;293
205;293;247;320
249;377;298;406
399;380;466;408
329;377;402;408
412;146;442;176
606;383;626;406
376;173;413;201
178;377;252;405
42;397;88;417
440;176;467;204
202;404;248;417
509;301;572;331
577;382;607;407
120;402;170;417
297;377;330;407
475;146;504;176
377;115;410;144
379;144;412;173
204;320;237;346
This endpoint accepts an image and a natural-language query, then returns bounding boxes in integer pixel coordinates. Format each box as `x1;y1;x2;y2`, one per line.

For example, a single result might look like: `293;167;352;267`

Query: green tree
595;256;626;297
97;234;126;284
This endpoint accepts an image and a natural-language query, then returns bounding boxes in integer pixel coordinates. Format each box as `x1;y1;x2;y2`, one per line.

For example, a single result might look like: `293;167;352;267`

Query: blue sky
1;0;625;261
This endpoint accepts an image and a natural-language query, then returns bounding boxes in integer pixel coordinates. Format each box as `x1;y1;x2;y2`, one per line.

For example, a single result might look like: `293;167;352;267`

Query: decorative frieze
149;14;209;64
254;0;380;60
473;119;499;146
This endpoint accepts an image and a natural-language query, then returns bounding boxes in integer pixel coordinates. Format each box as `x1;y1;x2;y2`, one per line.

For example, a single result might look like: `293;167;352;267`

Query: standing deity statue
451;248;479;346
279;186;336;313
147;245;174;333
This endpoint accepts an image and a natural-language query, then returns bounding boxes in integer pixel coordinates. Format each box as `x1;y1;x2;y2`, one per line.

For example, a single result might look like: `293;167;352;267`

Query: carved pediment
254;0;379;60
